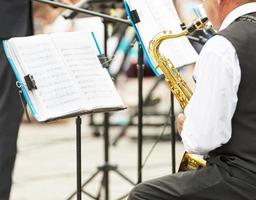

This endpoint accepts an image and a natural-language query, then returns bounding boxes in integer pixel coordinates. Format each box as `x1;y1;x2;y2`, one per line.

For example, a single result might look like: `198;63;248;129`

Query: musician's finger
177;113;186;134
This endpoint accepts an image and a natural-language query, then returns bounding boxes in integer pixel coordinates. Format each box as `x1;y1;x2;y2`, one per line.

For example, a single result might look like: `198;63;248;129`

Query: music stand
33;1;138;200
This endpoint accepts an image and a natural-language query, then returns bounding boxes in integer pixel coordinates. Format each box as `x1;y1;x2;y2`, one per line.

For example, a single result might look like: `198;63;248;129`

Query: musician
0;1;33;199
0;1;74;199
128;0;256;199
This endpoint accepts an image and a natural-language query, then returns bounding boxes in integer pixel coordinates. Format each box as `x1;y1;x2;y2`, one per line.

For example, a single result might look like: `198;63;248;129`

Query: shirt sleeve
181;35;241;155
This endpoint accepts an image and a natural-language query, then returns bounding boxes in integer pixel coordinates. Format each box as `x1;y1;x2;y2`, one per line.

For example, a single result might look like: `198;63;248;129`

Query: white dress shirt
181;3;256;155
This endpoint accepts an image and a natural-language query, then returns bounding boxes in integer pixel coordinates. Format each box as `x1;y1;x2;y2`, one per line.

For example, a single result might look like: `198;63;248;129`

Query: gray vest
0;0;33;39
209;13;256;172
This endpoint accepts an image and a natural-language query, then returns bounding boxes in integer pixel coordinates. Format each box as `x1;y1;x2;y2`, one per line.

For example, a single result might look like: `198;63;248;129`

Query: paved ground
10;78;186;200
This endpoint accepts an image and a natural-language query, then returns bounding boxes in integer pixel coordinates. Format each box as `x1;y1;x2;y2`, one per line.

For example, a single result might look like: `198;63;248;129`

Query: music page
9;35;86;120
126;0;198;68
51;31;124;110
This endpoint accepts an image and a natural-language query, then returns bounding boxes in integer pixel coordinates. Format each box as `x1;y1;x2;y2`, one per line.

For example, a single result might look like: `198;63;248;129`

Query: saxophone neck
149;17;209;60
149;29;188;62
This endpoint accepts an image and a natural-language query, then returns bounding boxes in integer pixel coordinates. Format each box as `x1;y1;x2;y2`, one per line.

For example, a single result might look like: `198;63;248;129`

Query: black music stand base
67;114;135;200
66;158;135;200
66;164;135;200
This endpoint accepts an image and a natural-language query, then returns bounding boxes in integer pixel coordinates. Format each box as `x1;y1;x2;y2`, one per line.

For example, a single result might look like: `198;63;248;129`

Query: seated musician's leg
128;162;256;200
128;175;181;200
128;168;212;200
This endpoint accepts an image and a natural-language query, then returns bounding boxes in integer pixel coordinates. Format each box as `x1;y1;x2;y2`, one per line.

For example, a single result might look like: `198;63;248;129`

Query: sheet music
51;31;124;109
127;0;198;68
10;35;85;119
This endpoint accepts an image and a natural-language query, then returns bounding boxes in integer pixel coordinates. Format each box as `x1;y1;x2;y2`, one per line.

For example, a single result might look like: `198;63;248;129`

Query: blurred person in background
0;0;76;199
174;0;202;24
33;0;80;34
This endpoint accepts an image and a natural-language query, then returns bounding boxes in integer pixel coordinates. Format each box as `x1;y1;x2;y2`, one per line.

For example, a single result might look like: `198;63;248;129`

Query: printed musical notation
12;35;84;115
127;0;198;68
52;32;123;108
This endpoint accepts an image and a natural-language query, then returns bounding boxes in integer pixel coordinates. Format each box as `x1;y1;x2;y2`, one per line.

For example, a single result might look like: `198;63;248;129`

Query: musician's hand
177;113;186;135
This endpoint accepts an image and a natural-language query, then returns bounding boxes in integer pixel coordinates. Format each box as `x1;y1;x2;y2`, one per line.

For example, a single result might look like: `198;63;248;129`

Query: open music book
124;0;198;76
3;31;125;122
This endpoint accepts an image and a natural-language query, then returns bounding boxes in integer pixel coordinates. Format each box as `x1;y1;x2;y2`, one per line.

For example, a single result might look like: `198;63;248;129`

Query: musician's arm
180;35;241;155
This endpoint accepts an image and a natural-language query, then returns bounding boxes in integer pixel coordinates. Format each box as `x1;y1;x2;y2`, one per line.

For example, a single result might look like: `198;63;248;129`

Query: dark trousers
0;42;23;200
128;157;256;200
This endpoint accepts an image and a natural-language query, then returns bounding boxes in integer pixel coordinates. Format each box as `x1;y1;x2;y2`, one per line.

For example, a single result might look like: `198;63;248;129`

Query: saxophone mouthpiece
187;17;209;34
201;17;209;24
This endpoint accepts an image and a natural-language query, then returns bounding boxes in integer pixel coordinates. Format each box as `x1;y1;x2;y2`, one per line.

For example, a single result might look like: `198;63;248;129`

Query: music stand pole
32;0;131;25
137;44;144;183
170;93;176;173
76;116;82;200
103;19;110;200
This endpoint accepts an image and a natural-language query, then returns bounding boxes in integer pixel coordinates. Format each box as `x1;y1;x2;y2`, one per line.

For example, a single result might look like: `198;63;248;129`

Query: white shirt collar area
220;2;256;31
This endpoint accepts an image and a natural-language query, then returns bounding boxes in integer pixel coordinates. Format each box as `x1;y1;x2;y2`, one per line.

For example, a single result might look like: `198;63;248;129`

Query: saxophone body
148;18;208;171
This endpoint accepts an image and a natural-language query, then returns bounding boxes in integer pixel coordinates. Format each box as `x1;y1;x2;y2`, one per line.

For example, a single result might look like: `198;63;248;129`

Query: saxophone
148;18;208;171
